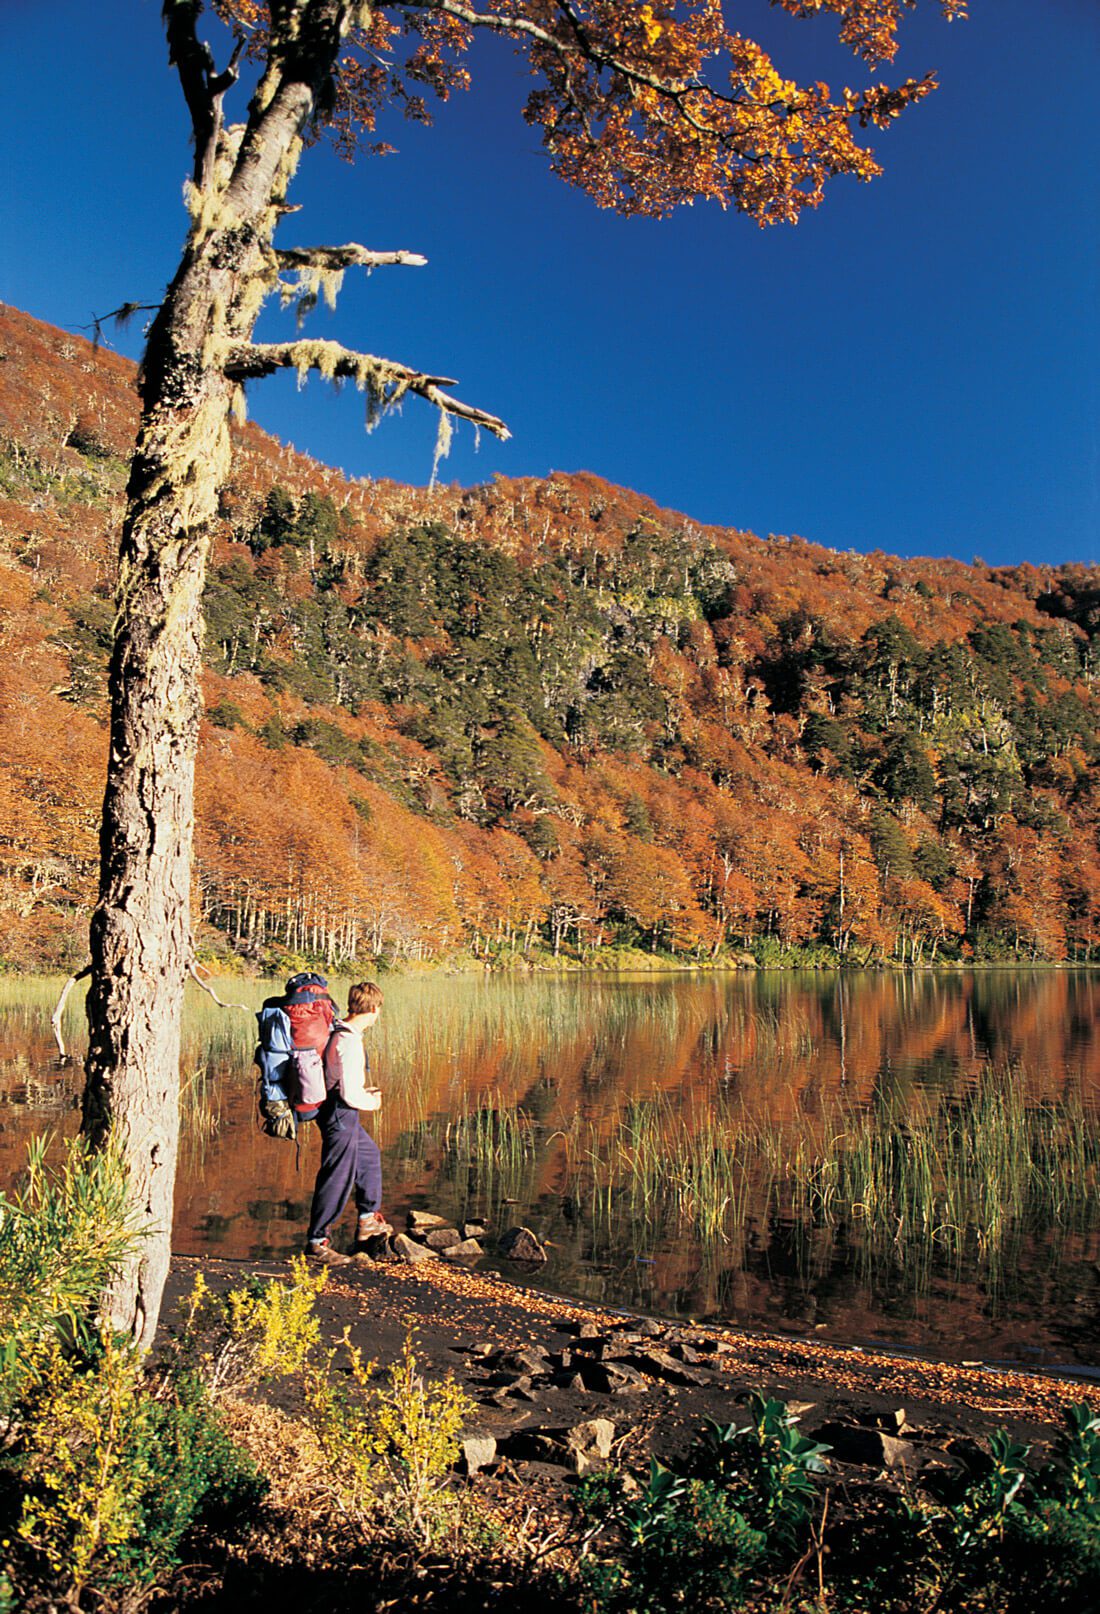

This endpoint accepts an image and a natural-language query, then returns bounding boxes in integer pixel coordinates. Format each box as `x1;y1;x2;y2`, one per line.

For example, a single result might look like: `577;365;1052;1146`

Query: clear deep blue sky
2;1;1097;566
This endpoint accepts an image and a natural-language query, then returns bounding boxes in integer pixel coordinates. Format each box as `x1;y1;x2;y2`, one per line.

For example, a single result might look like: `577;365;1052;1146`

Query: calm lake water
2;970;1098;1373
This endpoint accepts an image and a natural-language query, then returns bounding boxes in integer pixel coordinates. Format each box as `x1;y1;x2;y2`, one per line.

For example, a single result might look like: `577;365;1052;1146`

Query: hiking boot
305;1239;352;1266
356;1212;393;1243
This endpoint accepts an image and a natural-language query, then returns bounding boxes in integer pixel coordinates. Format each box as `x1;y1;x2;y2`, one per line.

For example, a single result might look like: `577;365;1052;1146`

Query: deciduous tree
80;0;963;1344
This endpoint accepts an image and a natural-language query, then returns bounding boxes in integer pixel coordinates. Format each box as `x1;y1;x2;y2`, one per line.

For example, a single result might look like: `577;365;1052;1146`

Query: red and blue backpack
255;973;337;1139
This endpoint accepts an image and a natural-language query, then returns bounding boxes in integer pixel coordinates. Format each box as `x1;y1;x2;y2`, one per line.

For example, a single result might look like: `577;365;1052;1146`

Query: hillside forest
0;305;1097;974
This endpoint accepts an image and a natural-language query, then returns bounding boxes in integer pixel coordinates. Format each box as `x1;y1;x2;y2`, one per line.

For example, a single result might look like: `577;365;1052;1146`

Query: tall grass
418;1067;1100;1290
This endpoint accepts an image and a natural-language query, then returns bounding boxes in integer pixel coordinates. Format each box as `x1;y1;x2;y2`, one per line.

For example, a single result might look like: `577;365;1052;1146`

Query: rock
363;1233;391;1260
462;1220;487;1240
441;1238;484;1260
577;1322;602;1339
815;1422;918;1471
499;1226;548;1263
496;1347;551;1377
565;1418;616;1460
407;1210;450;1231
624;1347;710;1387
461;1435;497;1475
552;1371;585;1392
425;1227;463;1250
392;1232;436;1264
579;1359;647;1396
485;1370;534;1390
879;1435;920;1471
506;1418;615;1473
787;1401;816;1420
669;1342;705;1365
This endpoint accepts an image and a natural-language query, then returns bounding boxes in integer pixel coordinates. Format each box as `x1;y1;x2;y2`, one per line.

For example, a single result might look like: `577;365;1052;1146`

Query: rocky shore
168;1215;1099;1515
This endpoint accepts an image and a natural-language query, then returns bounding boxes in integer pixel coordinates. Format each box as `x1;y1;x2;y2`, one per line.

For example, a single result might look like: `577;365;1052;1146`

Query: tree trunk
80;24;323;1343
82;279;235;1347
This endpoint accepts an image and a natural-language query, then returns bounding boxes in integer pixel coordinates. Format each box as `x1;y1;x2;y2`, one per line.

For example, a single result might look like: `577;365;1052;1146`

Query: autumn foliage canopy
212;0;963;220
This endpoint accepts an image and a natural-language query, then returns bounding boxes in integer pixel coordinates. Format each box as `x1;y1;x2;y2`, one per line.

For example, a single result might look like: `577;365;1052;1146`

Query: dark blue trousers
307;1096;382;1244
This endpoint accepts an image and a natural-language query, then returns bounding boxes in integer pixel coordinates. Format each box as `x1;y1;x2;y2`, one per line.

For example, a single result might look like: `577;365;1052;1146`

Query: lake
2;969;1098;1373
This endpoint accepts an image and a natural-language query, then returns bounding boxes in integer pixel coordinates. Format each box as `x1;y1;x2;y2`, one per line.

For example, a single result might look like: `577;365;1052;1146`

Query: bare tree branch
223;338;511;438
188;962;252;1012
275;245;429;270
81;302;164;349
51;965;91;1061
163;0;245;188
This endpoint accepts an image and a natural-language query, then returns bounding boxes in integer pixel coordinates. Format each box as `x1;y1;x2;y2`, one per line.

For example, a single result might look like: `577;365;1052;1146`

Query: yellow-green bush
6;1324;266;1608
307;1327;474;1545
0;1137;269;1610
174;1257;327;1395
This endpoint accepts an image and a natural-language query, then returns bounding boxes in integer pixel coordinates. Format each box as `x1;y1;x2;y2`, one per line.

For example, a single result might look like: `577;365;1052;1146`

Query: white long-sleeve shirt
324;1022;376;1109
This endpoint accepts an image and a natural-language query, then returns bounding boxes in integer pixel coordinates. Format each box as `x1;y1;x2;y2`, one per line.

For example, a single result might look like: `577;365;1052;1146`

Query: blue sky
2;0;1097;566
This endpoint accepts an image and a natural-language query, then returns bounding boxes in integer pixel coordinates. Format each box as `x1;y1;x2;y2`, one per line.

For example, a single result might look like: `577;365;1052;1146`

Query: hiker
305;980;391;1264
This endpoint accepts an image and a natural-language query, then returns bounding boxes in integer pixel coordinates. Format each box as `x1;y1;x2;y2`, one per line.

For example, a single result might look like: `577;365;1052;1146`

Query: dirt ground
166;1243;1100;1509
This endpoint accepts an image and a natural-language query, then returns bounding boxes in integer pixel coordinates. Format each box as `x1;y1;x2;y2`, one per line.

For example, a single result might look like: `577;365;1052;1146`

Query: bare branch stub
275;245;429;270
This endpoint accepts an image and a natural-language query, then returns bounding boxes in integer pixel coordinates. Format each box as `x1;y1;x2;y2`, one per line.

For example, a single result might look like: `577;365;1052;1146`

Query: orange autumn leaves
214;0;958;221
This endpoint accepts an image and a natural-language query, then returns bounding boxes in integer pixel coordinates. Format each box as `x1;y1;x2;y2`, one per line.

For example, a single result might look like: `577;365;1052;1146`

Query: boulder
815;1422;919;1471
499;1226;548;1263
441;1238;483;1260
623;1347;710;1387
462;1220;488;1240
392;1232;436;1264
496;1347;551;1377
579;1359;647;1396
407;1210;450;1231
425;1227;463;1250
565;1418;616;1460
460;1435;497;1475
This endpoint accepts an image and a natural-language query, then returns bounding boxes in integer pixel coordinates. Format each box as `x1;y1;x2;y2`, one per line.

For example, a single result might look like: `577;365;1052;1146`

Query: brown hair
346;981;384;1017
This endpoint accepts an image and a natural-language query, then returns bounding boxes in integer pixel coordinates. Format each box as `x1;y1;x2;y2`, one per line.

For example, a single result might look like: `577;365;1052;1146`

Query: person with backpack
305;979;391;1265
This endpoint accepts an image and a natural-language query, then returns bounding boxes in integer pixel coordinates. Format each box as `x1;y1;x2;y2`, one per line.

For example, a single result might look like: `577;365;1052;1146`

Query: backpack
255;972;338;1140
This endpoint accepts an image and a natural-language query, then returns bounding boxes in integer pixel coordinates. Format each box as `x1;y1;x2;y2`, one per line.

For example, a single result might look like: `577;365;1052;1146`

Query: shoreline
168;1247;1100;1457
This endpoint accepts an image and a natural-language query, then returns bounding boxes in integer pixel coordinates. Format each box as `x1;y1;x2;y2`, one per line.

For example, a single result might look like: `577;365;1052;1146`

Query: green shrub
576;1460;766;1613
0;1136;141;1416
686;1395;831;1549
7;1329;265;1607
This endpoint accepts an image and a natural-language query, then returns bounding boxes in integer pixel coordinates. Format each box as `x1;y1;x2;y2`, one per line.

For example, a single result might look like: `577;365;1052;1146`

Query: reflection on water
2;970;1098;1368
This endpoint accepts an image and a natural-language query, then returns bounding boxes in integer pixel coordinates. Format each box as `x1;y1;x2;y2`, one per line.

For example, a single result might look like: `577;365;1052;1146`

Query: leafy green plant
0;1135;141;1417
1039;1401;1100;1517
576;1458;767;1613
688;1394;831;1547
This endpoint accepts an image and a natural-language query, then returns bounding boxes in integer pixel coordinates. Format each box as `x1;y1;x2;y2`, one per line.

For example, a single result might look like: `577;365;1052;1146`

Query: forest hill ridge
0;303;1097;974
